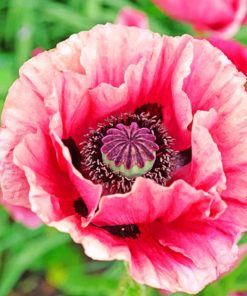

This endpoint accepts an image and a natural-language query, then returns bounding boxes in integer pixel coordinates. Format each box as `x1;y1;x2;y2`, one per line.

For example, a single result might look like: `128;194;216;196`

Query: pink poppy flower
208;38;247;75
230;292;247;296
153;0;247;38
115;7;149;29
1;24;247;293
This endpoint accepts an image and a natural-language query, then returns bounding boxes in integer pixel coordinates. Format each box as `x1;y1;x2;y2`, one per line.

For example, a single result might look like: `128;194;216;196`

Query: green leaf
0;208;10;237
46;247;119;295
235;25;247;45
43;2;96;30
0;230;70;296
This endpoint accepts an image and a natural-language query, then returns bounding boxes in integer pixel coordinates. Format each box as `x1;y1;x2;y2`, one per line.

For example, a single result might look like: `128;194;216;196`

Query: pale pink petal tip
224;242;247;276
31;47;44;57
1;202;42;228
115;7;149;29
208;37;247;75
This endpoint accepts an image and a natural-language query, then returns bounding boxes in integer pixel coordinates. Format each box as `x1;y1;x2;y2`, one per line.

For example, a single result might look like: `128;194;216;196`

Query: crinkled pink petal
221;243;247;278
0;33;93;213
208;37;247;75
80;26;195;125
220;197;247;231
189;109;226;193
127;229;223;294
0;161;29;207
161;38;193;149
1;80;48;134
14;131;78;223
183;38;246;112
0;78;49;207
88;83;129;123
1;42;84;193
78;24;162;88
50;132;102;220
76;179;242;293
158;219;238;273
45;71;91;142
0;129;30;207
124;35;194;150
92;179;225;226
0;37;86;207
81;225;215;293
13;129;101;227
153;0;247;38
20;37;85;98
210;89;247;198
115;7;149;29
181;38;247;198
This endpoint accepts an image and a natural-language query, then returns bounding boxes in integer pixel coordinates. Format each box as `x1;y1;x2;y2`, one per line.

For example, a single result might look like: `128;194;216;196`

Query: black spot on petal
73;198;88;217
176;147;192;167
63;137;81;171
97;224;141;239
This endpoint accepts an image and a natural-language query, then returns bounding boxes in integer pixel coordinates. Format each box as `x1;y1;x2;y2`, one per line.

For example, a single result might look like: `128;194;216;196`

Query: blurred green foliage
0;0;247;295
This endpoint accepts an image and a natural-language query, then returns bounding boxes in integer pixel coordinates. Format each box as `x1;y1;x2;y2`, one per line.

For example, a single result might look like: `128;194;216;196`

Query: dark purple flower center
80;104;177;194
101;122;159;177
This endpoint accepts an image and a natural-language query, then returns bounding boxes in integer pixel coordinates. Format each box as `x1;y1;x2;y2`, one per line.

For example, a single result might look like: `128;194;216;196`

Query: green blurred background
0;0;247;295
